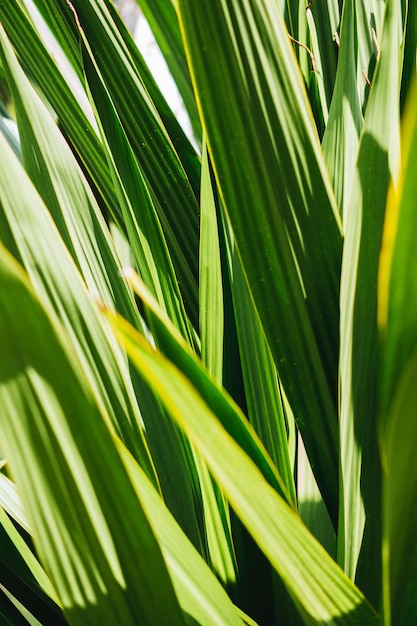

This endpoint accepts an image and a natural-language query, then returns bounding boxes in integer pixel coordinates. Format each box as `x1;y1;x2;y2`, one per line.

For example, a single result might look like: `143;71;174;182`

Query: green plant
0;0;415;624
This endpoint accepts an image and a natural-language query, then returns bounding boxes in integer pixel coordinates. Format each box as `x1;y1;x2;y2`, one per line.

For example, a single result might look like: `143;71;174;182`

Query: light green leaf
0;505;65;624
51;0;201;325
322;0;363;218
0;244;186;626
338;0;404;605
81;31;194;346
378;77;417;625
297;437;336;560
108;308;379;625
0;592;40;626
116;439;247;626
122;271;290;504
0;108;203;552
0;473;30;534
178;0;342;525
227;238;296;507
197;149;237;583
0;0;121;225
199;136;223;382
0;32;157;485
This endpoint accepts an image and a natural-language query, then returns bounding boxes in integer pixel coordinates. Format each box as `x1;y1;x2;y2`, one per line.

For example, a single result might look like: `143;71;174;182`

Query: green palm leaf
1;0;416;623
0;245;186;626
378;77;417;626
107;306;379;625
178;0;342;524
337;0;405;606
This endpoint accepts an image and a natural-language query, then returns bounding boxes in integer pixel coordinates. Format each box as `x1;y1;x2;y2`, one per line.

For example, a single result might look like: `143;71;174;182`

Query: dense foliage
0;1;416;624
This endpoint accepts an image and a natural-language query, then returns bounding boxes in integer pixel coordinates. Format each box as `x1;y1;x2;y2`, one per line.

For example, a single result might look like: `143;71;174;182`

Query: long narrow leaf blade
81;32;194;345
0;0;121;225
123;271;290;504
322;0;363;218
378;78;417;626
338;0;404;604
0;245;186;626
0;32;157;485
199;137;224;381
177;0;342;522
109;311;379;625
117;441;246;626
54;0;201;324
